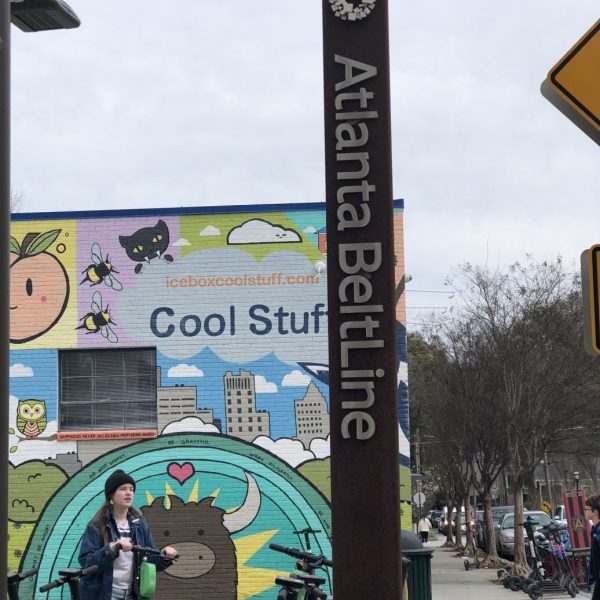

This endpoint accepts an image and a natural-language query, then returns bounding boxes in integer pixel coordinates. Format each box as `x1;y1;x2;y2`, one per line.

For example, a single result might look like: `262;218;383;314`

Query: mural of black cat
119;219;174;274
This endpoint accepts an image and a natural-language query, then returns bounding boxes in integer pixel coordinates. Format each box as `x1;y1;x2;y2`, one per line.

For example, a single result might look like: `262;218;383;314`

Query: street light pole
0;3;79;594
544;450;552;513
415;427;422;521
0;1;11;593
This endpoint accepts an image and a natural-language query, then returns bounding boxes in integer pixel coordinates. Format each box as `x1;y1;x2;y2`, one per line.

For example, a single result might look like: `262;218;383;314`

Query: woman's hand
162;546;177;558
111;539;133;553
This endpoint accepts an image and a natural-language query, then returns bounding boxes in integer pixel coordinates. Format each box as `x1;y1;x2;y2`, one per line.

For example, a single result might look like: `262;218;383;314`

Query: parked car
439;512;467;536
429;510;444;529
475;505;513;551
552;504;567;525
496;510;552;557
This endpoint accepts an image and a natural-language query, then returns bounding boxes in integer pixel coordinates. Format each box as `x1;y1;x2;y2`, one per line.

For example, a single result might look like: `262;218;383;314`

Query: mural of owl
16;399;47;440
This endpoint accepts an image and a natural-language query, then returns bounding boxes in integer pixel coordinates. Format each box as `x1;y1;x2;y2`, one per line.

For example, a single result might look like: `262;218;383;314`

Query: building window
59;348;156;431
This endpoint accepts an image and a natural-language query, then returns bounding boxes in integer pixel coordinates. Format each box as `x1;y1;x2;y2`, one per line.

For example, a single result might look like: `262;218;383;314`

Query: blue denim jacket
78;510;168;600
588;522;600;585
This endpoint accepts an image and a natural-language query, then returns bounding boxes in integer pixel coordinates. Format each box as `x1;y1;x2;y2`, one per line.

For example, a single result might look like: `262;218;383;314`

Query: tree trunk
482;492;500;561
445;503;454;546
511;482;531;576
454;509;463;550
465;502;473;551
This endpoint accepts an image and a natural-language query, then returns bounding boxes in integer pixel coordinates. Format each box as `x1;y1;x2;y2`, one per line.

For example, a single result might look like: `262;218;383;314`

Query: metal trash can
401;555;412;600
402;531;433;600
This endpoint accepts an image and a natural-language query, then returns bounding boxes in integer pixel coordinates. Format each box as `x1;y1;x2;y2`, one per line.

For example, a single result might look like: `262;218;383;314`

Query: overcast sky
10;1;600;329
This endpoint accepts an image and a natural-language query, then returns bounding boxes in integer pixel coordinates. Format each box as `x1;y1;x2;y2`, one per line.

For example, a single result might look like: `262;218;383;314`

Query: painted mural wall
8;202;410;599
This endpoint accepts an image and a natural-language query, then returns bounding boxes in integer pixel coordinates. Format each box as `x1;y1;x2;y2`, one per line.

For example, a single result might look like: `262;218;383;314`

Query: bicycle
39;565;98;599
7;567;38;600
269;543;332;600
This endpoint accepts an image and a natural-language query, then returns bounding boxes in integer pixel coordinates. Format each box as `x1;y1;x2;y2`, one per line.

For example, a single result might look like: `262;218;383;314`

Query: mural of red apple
10;230;70;344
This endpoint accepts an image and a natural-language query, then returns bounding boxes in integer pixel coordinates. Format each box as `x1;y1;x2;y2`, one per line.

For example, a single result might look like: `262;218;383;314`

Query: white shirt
112;522;134;590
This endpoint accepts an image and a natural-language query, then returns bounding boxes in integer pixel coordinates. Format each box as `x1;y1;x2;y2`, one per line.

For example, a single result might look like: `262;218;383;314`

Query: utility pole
544;450;552;512
0;1;10;592
415;427;422;520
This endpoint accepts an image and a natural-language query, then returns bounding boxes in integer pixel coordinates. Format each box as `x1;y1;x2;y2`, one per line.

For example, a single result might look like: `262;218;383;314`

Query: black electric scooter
7;567;38;600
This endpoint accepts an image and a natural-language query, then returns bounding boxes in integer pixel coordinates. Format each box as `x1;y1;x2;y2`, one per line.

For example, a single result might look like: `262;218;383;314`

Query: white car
496;511;552;557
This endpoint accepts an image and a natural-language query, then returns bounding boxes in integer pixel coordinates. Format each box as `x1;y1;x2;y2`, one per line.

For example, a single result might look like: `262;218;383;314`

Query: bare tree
450;259;600;574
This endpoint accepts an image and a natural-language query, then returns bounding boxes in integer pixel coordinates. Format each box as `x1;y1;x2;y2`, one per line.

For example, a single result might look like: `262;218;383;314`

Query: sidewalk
427;535;511;600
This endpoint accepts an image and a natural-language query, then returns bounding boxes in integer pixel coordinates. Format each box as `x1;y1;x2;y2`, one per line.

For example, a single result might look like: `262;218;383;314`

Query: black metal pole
0;0;9;596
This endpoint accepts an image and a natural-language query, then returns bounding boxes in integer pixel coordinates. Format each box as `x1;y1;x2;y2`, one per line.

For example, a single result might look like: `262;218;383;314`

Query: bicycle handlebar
269;544;333;568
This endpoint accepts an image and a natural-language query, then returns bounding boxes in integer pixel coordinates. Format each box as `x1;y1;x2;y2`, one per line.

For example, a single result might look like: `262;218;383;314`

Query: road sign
540;500;552;515
541;19;600;146
413;492;426;507
581;245;600;355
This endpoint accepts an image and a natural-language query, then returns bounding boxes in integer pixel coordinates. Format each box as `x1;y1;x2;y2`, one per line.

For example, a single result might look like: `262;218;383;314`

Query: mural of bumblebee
76;290;118;343
80;242;123;290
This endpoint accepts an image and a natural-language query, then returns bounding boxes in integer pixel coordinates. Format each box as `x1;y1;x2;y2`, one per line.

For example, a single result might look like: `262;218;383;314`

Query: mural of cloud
303;226;316;234
282;370;311;387
255;375;277;393
398;360;408;386
161;416;220;435
173;238;191;247
398;422;410;457
10;364;33;378
253;436;315;467
227;219;301;245
199;225;220;236
167;364;204;378
310;436;330;459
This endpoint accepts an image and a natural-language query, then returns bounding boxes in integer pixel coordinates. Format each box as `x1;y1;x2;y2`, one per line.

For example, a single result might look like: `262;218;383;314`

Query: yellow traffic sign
540;501;551;515
541;19;600;145
582;245;600;355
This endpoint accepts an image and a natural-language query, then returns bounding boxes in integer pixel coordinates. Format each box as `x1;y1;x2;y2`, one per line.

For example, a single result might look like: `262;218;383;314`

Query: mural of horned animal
141;472;260;600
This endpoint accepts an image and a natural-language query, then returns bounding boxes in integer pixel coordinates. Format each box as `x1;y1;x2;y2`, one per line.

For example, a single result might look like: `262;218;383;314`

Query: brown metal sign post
322;1;402;598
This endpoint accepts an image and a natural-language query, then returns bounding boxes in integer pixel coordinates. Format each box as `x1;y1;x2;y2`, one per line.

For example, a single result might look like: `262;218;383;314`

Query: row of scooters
499;517;581;599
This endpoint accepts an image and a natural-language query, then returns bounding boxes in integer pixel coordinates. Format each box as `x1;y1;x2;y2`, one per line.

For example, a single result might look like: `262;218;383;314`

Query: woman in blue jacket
585;494;600;600
79;470;177;600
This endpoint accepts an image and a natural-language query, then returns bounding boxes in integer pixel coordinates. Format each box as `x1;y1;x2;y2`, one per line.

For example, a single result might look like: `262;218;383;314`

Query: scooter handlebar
131;546;178;561
131;545;162;556
82;565;99;577
7;567;38;584
269;544;333;568
19;568;38;580
39;578;66;593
